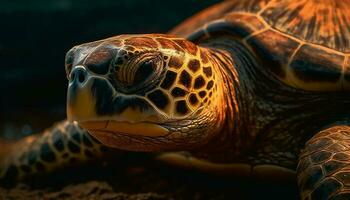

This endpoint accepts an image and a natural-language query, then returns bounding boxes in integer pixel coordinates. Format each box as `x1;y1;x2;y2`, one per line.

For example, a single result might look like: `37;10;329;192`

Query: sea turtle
1;0;350;199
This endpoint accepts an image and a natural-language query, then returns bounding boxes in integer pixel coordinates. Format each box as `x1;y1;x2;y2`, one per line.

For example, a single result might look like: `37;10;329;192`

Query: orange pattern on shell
261;0;350;52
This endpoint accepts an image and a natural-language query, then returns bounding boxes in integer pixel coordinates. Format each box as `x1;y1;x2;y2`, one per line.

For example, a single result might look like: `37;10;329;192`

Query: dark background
0;0;220;139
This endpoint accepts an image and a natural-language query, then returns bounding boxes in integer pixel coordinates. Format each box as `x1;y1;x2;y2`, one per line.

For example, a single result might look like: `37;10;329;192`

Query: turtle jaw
79;121;169;137
78;117;217;152
79;120;169;149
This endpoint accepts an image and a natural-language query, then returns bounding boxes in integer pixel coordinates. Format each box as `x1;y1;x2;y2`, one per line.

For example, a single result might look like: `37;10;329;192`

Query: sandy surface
0;153;299;200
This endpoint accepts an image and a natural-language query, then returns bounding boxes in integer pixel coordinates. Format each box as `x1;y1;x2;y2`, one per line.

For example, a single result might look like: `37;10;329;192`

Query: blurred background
0;0;220;139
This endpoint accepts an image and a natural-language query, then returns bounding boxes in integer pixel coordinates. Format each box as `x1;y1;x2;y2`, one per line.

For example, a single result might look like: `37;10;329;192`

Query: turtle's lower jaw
79;120;170;149
79;120;169;137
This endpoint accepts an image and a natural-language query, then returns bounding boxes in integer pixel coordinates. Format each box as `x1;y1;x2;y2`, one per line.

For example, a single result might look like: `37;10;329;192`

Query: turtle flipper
0;120;108;183
297;125;350;200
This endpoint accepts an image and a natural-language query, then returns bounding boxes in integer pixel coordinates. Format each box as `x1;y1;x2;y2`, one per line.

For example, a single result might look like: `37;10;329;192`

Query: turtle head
65;34;225;151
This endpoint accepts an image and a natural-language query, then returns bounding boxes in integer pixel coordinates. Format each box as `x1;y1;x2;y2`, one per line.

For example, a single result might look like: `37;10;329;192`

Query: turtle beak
67;65;97;122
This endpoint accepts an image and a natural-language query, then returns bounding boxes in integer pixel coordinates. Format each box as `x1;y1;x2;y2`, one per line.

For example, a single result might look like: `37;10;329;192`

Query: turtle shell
170;0;350;91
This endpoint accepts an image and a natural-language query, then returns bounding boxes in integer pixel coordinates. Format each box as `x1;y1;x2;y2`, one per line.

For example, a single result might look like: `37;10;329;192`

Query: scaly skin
0;121;107;182
297;125;350;200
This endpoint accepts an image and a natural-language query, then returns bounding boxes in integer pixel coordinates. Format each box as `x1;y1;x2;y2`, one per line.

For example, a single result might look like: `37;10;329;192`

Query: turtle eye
114;54;164;93
133;59;160;85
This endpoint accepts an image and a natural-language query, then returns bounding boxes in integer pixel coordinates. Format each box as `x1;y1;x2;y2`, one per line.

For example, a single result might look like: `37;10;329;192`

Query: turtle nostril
70;66;88;84
78;72;85;83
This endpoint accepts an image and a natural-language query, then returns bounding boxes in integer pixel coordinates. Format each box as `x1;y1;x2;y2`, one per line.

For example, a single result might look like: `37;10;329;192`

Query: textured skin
0;121;107;182
297;125;350;200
